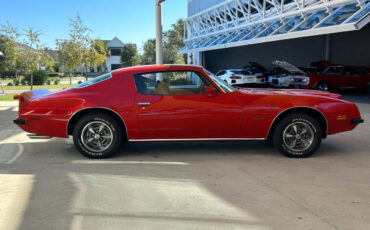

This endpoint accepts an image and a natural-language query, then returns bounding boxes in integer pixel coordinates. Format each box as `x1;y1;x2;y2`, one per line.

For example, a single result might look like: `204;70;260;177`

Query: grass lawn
0;93;17;101
3;84;76;90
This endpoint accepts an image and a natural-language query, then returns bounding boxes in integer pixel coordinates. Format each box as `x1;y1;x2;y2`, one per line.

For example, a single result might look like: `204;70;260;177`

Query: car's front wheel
315;81;330;91
272;113;322;158
73;113;122;158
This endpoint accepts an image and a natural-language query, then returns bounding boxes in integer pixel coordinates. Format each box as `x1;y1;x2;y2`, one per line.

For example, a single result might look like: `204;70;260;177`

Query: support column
325;34;331;61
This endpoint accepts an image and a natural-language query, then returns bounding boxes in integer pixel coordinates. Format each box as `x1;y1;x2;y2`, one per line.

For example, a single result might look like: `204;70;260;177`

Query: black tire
315;81;330;91
272;113;322;158
73;113;122;159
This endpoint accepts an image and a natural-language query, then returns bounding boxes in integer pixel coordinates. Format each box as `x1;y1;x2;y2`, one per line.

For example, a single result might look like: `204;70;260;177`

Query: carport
179;0;370;71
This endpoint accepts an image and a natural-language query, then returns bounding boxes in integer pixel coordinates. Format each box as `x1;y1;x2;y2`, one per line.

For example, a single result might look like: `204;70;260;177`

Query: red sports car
14;65;364;158
300;65;370;91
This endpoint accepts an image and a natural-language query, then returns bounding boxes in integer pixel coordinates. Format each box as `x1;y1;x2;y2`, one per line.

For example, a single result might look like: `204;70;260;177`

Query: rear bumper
351;118;364;125
13;118;25;125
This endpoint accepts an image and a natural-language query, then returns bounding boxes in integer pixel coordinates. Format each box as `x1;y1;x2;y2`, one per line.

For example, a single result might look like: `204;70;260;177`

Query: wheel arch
267;107;328;139
67;107;128;140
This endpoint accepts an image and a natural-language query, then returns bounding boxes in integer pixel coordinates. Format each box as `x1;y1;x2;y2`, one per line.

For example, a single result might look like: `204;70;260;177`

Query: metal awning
179;0;370;54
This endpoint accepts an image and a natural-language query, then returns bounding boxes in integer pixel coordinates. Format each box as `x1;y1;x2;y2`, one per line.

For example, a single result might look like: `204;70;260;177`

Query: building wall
106;56;121;72
203;26;370;73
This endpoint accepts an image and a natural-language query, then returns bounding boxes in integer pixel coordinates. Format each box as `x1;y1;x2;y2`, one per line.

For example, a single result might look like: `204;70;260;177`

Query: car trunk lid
17;89;51;113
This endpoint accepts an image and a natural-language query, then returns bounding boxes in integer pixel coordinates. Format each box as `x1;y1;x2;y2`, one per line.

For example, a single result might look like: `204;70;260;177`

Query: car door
341;67;362;88
133;70;244;139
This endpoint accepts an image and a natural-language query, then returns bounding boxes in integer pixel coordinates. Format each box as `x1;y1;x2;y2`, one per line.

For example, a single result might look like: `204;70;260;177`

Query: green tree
88;40;109;74
141;39;156;65
141;19;186;65
69;15;91;76
0;22;19;77
163;19;186;64
40;49;55;71
121;43;140;67
57;39;79;84
0;35;17;75
18;28;42;89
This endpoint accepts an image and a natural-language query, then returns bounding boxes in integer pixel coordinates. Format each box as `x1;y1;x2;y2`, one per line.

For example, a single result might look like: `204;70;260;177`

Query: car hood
237;88;341;99
272;60;306;74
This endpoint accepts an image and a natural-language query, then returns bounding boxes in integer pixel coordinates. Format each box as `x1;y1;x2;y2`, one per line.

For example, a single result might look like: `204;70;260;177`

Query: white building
94;37;124;73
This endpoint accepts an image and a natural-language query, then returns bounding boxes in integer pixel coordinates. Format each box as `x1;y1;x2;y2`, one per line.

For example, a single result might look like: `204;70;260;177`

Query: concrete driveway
0;93;369;230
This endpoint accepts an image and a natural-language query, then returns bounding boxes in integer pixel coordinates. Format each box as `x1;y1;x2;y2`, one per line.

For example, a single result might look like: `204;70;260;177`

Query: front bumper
268;75;310;87
231;77;265;85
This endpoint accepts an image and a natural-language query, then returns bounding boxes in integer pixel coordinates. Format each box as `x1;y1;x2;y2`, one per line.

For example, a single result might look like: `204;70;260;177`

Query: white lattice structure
179;0;370;53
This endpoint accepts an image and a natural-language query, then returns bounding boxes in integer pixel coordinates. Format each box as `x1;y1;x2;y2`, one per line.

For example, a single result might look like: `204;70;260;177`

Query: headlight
291;76;310;85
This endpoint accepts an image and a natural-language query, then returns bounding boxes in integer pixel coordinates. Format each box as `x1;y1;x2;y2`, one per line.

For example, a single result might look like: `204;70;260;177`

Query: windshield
323;66;344;74
205;69;235;93
69;73;112;89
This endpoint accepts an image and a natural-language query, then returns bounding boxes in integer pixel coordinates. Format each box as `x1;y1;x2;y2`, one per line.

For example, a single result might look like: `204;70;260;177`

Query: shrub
23;70;49;85
46;79;51;85
13;78;20;86
7;82;13;86
47;72;63;78
54;79;60;85
21;78;28;86
78;80;83;84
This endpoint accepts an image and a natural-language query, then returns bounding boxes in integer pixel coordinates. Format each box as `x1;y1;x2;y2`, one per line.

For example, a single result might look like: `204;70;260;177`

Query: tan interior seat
153;81;170;95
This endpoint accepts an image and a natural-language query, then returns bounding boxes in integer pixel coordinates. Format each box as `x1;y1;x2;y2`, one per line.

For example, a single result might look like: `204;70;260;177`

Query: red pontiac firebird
14;65;364;158
300;65;370;91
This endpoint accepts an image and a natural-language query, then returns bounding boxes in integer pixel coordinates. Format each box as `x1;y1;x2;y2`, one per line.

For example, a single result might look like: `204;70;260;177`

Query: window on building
110;48;122;56
134;71;213;95
111;64;121;71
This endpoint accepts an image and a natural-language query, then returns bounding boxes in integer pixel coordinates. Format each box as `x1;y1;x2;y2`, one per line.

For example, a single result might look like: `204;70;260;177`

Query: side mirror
206;86;217;96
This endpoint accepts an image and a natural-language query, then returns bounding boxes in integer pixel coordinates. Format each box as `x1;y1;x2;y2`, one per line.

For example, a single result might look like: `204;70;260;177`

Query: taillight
13;94;20;100
230;76;242;79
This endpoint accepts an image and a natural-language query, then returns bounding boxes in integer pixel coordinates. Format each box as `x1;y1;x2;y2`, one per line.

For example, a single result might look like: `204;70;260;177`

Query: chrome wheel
317;82;329;91
81;121;113;152
283;121;314;152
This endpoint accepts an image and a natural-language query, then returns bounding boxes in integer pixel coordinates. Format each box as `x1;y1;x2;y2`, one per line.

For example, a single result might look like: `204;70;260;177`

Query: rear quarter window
70;73;112;89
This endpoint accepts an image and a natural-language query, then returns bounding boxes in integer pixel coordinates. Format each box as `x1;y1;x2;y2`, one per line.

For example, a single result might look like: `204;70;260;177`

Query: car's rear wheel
73;113;122;158
315;81;329;91
272;113;322;158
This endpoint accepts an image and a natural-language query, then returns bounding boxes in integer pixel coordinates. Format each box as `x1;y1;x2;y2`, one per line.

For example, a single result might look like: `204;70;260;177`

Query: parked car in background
13;65;364;159
268;61;310;88
216;69;265;86
244;62;270;75
299;65;370;92
310;60;333;73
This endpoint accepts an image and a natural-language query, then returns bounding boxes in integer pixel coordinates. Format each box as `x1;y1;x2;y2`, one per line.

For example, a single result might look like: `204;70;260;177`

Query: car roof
112;64;205;75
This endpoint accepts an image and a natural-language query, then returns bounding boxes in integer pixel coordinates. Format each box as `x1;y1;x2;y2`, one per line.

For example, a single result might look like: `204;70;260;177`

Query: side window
134;71;212;95
347;67;366;75
323;66;344;74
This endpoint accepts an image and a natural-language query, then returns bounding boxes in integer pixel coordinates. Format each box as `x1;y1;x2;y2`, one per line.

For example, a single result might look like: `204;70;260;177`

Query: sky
0;0;187;52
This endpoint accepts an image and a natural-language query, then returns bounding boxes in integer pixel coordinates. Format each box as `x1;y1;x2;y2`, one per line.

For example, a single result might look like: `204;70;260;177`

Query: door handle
138;102;151;106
